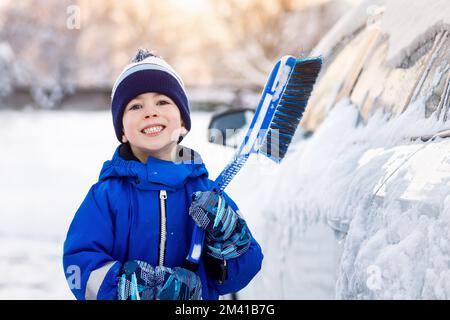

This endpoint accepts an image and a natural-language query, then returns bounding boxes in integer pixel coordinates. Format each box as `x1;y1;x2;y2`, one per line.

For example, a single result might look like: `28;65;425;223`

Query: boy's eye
157;99;171;106
129;104;142;110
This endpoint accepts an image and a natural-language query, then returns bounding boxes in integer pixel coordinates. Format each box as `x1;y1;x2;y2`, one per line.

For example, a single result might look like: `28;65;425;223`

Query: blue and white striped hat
111;50;190;142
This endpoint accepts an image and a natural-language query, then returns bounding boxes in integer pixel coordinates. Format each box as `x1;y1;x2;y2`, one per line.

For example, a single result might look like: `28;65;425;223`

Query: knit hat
111;49;191;142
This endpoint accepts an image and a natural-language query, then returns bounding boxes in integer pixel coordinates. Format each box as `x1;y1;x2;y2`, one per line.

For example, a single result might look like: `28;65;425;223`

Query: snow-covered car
208;0;450;299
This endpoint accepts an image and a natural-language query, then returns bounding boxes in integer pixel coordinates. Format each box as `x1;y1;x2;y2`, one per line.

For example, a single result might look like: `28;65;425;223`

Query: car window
302;27;375;131
303;26;450;132
417;31;450;119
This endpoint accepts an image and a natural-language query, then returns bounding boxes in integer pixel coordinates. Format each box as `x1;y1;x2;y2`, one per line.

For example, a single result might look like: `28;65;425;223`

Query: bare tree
0;42;15;98
0;0;350;97
0;0;80;109
208;0;349;88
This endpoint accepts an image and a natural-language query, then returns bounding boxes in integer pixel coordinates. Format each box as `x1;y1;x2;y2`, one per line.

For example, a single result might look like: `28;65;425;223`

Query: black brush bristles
260;57;322;161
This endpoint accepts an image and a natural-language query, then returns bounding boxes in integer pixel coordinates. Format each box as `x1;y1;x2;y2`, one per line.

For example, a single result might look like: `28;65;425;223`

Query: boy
63;49;263;300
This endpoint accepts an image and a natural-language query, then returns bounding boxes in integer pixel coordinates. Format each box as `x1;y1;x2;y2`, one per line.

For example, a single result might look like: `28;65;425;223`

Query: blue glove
117;260;202;300
189;191;251;260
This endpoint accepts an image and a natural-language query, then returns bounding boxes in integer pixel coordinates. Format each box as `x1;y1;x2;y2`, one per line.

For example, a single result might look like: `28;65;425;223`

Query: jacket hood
99;144;209;190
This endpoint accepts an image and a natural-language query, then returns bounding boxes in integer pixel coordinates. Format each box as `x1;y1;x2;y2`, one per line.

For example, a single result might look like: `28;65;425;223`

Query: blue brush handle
184;56;296;271
185;225;206;267
184;181;223;270
185;156;246;270
183;58;280;269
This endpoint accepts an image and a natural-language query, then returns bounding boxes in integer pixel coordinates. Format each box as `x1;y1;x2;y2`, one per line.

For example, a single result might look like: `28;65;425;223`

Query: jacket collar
99;143;209;190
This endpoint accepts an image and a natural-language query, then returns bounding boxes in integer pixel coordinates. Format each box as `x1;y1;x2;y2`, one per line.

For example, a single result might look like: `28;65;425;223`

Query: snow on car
218;0;450;299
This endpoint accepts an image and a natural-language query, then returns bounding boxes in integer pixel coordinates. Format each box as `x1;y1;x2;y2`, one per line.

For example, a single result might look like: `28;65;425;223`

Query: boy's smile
141;123;165;136
122;92;187;163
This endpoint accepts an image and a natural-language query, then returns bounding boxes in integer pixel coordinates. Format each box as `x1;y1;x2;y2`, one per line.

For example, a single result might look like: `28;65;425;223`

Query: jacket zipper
158;190;167;266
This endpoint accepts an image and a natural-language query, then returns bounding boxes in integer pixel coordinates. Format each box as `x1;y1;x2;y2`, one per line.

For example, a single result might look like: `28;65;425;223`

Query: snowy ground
0;109;339;299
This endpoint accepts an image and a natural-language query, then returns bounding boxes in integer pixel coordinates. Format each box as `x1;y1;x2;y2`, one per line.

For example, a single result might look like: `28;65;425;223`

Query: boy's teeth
143;126;164;134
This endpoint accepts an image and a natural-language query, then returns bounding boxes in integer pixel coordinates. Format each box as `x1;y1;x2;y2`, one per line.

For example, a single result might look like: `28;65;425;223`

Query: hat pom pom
132;49;160;63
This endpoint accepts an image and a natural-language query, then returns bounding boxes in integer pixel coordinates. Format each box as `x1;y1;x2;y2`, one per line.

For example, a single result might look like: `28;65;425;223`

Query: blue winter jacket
63;144;263;300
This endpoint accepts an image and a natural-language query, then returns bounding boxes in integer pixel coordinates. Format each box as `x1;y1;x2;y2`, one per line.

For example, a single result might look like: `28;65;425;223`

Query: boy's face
122;92;187;162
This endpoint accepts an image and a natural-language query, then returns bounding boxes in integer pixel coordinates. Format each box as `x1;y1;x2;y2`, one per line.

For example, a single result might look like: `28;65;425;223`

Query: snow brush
184;55;323;271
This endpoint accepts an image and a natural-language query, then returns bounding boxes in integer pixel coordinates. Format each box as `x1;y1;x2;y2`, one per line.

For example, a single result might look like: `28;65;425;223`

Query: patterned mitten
156;267;202;300
189;191;251;260
117;261;202;300
117;260;158;300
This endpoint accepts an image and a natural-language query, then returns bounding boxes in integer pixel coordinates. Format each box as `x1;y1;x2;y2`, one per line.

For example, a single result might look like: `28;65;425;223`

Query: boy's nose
143;105;159;118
